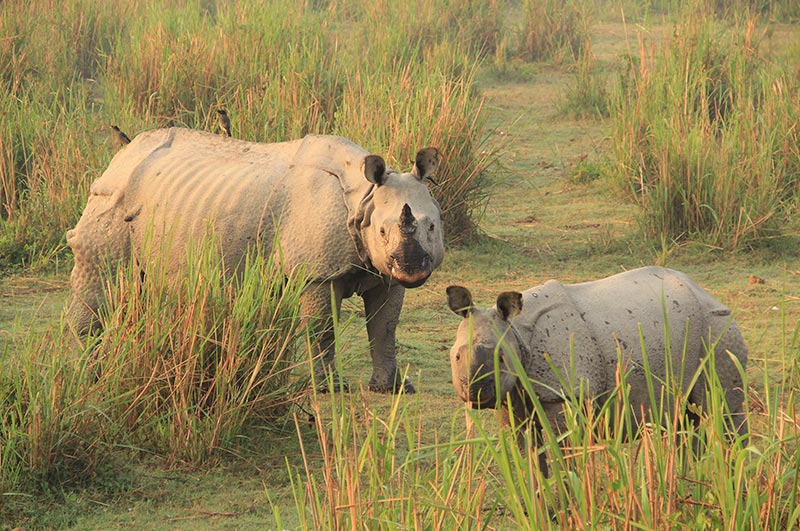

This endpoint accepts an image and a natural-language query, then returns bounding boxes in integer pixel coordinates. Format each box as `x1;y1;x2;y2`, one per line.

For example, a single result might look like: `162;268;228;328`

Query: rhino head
359;148;444;288
446;286;525;408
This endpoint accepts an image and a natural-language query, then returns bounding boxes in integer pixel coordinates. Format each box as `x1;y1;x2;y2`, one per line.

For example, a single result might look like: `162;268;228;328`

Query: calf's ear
496;291;523;321
412;147;440;181
446;285;474;318
364;155;387;186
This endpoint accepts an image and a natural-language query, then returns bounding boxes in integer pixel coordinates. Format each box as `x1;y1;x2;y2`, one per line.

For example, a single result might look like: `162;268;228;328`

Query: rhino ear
412;147;440;181
446;285;474;318
364;155;387;186
496;292;523;321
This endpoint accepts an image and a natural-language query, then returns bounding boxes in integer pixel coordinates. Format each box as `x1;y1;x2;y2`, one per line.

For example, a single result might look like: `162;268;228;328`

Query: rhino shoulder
516;279;610;397
291;135;371;188
89;127;180;195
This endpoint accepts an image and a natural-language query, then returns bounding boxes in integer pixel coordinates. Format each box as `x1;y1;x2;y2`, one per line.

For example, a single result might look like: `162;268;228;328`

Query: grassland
2;0;800;529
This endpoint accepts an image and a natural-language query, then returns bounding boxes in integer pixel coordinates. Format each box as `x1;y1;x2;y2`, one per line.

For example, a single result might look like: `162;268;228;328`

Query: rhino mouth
389;254;433;288
458;372;498;409
467;383;497;408
467;398;495;410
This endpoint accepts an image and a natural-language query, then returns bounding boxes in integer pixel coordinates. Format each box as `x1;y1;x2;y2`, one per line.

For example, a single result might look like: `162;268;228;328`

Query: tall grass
91;236;312;465
285;316;800;529
595;0;800;22
0;0;115;268
563;38;611;118
0;324;112;496
0;0;496;271
287;388;500;529
519;0;588;63
0;237;312;509
609;6;800;249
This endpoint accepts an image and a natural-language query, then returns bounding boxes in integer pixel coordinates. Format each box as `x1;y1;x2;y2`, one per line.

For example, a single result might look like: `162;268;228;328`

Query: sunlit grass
285;317;799;529
609;4;800;250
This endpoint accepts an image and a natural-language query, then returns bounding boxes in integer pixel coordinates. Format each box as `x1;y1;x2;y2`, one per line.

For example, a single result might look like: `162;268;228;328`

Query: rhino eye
429;222;435;232
380;227;386;238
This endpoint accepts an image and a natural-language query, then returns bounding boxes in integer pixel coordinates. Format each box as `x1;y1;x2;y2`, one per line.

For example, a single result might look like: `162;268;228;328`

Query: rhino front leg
301;280;349;392
363;283;414;394
65;226;115;342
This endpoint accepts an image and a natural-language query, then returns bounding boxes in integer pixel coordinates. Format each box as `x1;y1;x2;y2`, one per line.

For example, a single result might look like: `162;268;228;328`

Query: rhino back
117;129;370;278
514;267;720;406
563;266;715;406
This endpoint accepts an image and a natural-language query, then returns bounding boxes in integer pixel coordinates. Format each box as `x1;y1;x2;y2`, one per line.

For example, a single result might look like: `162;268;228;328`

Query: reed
563;38;611;118
0;237;312;505
92;235;312;465
519;0;588;63
0;322;113;494
286;311;799;529
0;0;495;271
609;5;800;249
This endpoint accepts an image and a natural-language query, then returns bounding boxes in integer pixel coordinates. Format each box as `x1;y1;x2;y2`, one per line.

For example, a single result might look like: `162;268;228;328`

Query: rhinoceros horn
399;203;417;235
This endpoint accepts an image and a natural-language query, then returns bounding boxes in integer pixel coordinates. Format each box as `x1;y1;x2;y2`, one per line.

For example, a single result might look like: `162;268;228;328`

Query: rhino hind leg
687;319;749;441
301;281;350;393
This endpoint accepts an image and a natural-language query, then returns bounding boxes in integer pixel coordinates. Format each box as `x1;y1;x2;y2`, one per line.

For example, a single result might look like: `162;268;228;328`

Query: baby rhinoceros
67;128;445;393
446;266;748;464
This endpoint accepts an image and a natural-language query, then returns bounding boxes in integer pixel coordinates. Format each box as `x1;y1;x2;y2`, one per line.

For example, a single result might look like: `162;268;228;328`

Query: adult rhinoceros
67;128;445;393
445;267;748;462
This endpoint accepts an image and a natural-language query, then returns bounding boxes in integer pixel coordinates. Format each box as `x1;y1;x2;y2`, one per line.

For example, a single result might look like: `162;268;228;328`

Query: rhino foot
315;372;350;394
368;371;415;394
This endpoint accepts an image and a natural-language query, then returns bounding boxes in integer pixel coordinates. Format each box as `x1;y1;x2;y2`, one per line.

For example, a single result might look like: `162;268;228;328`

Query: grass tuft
609;5;800;250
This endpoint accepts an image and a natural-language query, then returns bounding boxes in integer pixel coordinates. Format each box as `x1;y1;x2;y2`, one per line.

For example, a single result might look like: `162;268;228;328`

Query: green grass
0;0;495;270
2;1;800;529
609;4;800;250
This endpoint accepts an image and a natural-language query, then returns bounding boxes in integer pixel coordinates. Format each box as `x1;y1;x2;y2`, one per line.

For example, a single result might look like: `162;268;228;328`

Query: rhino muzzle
388;229;434;287
458;365;497;408
390;254;432;287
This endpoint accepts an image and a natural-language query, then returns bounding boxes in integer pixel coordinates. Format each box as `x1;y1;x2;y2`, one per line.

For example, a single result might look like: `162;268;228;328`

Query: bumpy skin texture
446;266;748;460
67;128;445;393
